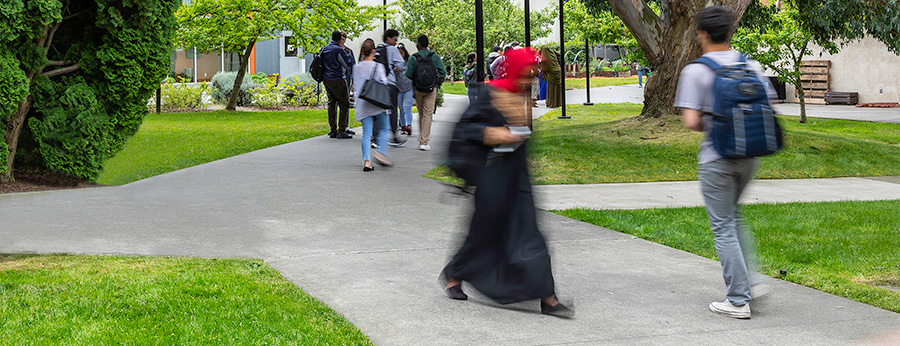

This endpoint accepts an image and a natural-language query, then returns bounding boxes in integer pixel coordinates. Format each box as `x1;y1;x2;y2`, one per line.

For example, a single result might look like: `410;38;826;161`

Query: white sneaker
709;300;751;319
419;144;431;151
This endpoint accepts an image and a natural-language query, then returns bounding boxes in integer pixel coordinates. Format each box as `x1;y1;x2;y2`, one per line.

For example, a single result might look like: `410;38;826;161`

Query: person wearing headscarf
540;46;563;108
441;48;573;317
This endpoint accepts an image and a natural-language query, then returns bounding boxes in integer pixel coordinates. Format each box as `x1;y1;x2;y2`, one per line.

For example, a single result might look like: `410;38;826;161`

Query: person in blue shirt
322;30;356;139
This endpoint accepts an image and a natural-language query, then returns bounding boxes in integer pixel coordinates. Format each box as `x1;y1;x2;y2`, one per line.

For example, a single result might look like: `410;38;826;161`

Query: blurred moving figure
540;46;562;108
441;48;572;318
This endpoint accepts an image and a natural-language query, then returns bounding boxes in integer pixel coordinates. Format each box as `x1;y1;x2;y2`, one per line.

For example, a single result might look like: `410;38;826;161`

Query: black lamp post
557;0;569;119
583;38;593;106
476;0;484;83
525;0;531;47
383;0;387;31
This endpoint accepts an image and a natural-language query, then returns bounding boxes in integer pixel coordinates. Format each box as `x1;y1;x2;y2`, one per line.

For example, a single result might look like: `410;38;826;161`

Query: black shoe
541;299;574;318
446;284;468;300
336;131;353;139
343;128;356;135
328;130;337;138
388;136;407;147
363;165;374;172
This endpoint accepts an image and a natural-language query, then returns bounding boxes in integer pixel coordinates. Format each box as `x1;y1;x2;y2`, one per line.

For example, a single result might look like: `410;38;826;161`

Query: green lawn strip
0;255;371;345
442;82;468;95
552;200;900;313
98;110;359;185
424;104;900;184
563;76;639;90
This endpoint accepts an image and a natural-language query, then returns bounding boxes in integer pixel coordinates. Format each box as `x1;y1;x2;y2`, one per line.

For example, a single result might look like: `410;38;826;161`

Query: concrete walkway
1;93;898;345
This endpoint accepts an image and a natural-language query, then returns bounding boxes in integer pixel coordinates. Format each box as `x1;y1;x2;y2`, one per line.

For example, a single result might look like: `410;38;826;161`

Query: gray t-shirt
674;50;776;164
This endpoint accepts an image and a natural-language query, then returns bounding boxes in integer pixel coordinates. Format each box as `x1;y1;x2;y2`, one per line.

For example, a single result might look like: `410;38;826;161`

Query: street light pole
525;0;531;47
557;0;569;119
583;38;593;106
383;0;387;31
476;0;484;82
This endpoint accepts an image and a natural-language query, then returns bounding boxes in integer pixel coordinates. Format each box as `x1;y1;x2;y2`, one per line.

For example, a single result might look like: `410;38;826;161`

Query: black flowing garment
443;86;555;304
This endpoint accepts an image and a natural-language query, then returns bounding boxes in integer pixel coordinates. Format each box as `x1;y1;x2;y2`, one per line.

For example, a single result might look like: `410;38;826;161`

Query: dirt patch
0;169;101;195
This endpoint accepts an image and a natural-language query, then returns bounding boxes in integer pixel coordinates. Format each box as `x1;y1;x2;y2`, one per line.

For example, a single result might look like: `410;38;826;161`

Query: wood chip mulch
0;169;100;195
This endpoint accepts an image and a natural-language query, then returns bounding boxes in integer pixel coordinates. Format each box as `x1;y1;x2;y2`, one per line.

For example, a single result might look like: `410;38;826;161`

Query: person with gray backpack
675;6;782;320
405;34;446;151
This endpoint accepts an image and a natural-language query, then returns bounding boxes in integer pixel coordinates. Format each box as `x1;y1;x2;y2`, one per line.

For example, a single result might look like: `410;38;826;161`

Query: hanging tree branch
42;63;81;77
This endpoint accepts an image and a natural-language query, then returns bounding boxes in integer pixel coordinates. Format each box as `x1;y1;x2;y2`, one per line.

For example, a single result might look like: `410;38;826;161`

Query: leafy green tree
176;0;384;111
1;0;179;183
791;0;900;55
733;2;837;124
393;0;554;80
564;0;649;68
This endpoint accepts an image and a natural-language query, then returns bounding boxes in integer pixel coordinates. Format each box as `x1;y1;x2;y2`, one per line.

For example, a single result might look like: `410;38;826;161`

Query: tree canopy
176;0;384;110
791;0;900;55
1;0;179;183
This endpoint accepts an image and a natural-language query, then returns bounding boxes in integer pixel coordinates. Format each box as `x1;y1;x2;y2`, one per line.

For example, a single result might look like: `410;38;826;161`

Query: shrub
159;77;206;110
250;73;282;108
281;74;325;107
210;71;257;106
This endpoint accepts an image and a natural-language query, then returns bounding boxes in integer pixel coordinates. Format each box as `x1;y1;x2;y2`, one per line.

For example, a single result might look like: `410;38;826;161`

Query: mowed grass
441;76;639;95
98;110;357;185
425;104;900;184
0;255;371;345
553;200;900;313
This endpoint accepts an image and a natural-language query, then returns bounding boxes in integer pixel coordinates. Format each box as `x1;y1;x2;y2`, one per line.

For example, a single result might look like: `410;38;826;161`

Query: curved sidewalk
1;93;897;345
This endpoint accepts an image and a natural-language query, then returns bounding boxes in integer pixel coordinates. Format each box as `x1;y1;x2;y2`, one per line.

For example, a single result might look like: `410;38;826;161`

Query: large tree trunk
608;0;753;118
226;40;256;111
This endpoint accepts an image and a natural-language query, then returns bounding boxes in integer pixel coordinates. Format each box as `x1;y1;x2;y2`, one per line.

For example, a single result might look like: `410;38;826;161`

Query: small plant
250;73;282;108
160;77;206;110
281;74;325;107
210;71;257;106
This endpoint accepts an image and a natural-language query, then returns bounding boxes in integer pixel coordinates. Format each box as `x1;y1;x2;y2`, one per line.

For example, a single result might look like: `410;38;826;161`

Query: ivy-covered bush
159;77;206;110
210;71;257;106
1;0;180;182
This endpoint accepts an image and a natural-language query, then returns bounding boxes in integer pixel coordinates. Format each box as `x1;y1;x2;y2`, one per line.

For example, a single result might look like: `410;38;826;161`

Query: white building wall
788;37;900;104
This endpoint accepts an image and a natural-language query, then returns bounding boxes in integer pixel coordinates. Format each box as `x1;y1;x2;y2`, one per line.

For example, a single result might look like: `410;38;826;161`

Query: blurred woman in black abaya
441;48;572;317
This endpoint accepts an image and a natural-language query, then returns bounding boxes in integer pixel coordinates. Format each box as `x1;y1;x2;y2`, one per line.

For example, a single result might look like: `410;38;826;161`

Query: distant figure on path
675;5;778;319
396;43;414;136
486;46;502;80
463;52;478;104
540;46;562;108
441;48;572;318
406;34;446;151
377;29;408;147
322;30;355;139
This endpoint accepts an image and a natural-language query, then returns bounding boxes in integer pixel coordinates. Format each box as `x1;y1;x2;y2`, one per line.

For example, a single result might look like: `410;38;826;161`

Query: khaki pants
414;89;437;146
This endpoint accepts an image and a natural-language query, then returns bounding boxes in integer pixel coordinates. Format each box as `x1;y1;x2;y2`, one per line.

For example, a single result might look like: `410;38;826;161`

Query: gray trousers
699;157;759;306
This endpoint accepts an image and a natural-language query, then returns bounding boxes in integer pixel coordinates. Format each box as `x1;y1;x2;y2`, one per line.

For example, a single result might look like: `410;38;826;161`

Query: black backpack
310;47;326;82
486;55;498;80
463;67;477;88
413;52;438;92
374;45;393;78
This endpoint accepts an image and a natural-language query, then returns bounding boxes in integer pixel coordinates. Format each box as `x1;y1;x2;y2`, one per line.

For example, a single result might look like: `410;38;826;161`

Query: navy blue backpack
693;54;783;158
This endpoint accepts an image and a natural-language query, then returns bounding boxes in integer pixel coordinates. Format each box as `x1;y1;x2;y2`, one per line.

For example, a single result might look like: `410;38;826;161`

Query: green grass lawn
441;76;639;95
553;200;900;313
98;110;358;185
0;255;371;345
426;104;900;185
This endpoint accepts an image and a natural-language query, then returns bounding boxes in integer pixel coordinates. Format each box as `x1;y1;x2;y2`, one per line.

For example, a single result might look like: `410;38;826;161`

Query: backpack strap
692;56;721;71
738;53;747;63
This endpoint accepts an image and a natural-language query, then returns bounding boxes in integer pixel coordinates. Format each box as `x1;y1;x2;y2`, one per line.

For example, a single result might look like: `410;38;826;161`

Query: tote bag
359;64;392;109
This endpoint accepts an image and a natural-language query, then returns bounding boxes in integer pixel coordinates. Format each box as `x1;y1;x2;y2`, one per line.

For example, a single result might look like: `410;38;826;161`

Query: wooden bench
825;92;859;105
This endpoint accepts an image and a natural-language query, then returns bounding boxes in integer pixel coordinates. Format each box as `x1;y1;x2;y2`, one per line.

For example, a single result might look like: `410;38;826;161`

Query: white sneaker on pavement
419;144;431;151
709;300;751;319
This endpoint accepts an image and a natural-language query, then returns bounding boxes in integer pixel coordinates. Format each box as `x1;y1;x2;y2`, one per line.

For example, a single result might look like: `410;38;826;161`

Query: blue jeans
361;112;389;162
398;89;414;127
638;70;644;86
467;86;478;104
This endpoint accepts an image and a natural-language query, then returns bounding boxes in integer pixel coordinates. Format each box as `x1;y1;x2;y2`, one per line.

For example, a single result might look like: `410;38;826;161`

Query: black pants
323;80;350;132
388;84;399;133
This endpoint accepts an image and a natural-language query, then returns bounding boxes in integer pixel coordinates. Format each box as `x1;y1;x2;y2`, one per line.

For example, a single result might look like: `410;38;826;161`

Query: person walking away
406;34;446;151
322;30;355;139
377;29;408;147
486;46;502;80
396;43;414;136
463;52;479;104
540;46;562;108
354;39;393;171
441;48;572;318
675;5;781;320
490;45;512;80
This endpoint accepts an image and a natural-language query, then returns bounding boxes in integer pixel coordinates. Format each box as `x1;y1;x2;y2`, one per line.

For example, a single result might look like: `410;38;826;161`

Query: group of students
439;6;778;320
462;43;565;108
318;30;447;171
